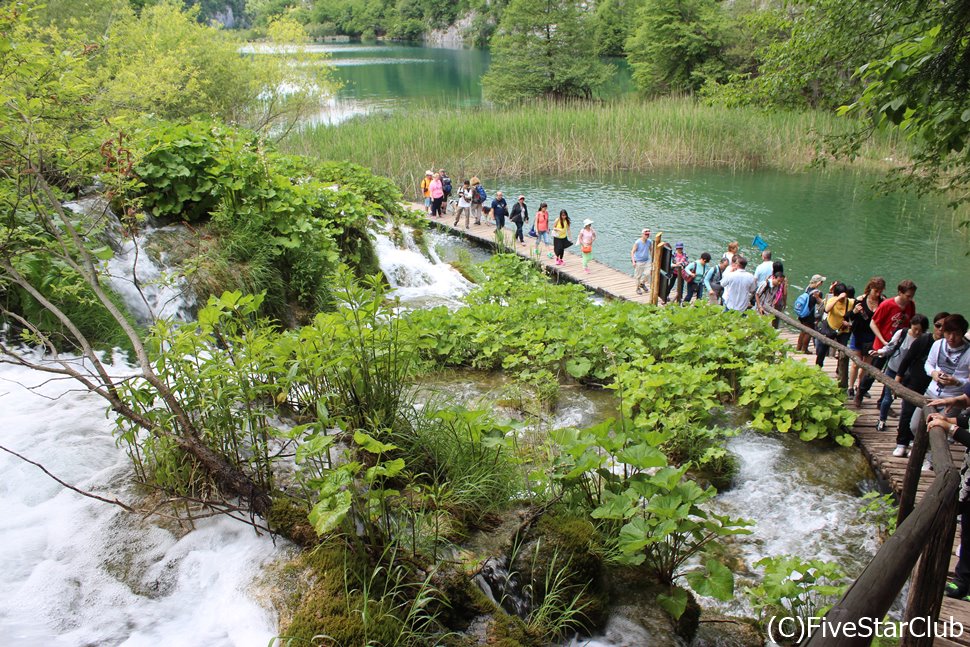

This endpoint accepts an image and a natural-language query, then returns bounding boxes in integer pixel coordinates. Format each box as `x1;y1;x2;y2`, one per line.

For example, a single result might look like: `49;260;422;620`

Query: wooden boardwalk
422;210;970;643
422;210;654;303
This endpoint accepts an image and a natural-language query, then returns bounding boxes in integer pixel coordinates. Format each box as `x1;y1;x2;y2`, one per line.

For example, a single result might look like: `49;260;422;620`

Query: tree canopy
482;0;613;102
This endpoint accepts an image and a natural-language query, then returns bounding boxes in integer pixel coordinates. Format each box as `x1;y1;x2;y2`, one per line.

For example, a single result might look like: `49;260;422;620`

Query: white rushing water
63;198;195;325
374;226;473;308
0;355;288;646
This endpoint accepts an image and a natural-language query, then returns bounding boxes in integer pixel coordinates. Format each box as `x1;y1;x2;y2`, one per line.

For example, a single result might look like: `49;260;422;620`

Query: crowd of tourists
420;171;599;271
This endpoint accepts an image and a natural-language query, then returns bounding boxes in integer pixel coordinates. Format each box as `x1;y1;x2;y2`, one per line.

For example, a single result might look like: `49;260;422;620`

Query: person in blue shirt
490;192;509;233
753;249;774;286
682;252;711;305
630;229;653;295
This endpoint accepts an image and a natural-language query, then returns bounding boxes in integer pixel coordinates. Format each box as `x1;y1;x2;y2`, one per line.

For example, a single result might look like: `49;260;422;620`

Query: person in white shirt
720;257;756;312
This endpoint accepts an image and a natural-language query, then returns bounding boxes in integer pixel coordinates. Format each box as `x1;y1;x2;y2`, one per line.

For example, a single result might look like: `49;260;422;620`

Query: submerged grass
285;96;906;197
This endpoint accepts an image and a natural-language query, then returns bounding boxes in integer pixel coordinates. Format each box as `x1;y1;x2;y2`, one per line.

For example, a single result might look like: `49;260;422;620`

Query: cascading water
0;354;287;645
64;198;195;325
373;226;473;308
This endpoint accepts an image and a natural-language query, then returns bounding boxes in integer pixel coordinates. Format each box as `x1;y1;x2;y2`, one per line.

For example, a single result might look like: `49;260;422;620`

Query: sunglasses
935;322;944;329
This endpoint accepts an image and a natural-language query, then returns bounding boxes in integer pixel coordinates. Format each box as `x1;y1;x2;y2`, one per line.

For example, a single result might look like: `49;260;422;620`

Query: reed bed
284;96;907;197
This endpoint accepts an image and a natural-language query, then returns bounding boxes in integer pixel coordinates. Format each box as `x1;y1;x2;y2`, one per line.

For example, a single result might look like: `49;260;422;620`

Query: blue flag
752;234;768;252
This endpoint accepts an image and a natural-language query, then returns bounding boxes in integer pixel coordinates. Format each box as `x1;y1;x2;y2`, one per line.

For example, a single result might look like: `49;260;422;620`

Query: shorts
798;315;816;329
848;333;874;353
535;231;551;245
424;197;432;208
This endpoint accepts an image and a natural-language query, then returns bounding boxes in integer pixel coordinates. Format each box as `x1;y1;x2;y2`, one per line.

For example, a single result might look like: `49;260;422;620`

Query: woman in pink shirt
534;202;551;258
429;172;444;218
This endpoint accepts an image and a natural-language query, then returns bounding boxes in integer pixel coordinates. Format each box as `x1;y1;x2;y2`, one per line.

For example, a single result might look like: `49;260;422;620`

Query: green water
315;43;968;317
497;169;969;317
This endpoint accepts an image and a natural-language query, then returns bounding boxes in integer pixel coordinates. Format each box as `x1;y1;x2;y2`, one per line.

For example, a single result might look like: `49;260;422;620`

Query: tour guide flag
752;234;769;252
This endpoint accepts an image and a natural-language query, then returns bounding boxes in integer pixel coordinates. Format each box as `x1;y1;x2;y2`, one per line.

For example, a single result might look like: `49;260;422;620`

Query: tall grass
284;97;906;197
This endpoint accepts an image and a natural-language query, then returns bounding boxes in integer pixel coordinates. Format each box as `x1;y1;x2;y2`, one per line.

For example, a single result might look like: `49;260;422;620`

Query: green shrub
738;360;856;445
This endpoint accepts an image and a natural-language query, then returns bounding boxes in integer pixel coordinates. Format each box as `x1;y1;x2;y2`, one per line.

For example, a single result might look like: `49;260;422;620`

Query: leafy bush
738;360;856;445
746;555;846;636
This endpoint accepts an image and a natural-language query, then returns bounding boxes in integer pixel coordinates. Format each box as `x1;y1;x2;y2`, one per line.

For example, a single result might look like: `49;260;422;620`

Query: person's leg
950;498;970;595
815;338;829;367
877;369;897;426
857;356;885;402
633;263;645;293
582;251;591;270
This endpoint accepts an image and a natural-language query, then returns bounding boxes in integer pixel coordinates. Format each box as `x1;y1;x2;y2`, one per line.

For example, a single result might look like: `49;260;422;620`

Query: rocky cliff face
425;12;478;48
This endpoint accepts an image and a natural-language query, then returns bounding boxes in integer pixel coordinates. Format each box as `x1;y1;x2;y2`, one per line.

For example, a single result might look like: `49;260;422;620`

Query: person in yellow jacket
420;170;432;214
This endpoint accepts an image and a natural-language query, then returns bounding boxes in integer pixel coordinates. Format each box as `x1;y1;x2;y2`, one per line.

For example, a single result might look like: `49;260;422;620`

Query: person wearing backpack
470;177;486;225
453;179;474;229
704;257;728;305
681;253;710;305
420;170;433;214
794;274;825;354
439;169;452;215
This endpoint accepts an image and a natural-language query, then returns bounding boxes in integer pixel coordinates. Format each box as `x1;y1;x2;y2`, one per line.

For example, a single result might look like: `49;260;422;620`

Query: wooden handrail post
650;232;663;305
898;412;929;526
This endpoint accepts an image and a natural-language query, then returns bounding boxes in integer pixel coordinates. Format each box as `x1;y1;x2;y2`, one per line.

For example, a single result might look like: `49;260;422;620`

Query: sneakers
876;420;887;431
847;387;856;398
922;459;933;472
892;444;908;458
946;581;969;599
636;288;643;295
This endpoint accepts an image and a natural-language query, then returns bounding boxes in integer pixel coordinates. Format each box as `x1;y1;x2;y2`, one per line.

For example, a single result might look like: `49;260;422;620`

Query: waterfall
373;225;473;308
64;198;196;325
0;354;287;645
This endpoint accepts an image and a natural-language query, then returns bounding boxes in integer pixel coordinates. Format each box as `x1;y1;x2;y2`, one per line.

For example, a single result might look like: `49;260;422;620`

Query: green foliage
550;419;750;588
593;0;644;57
746;555;846;633
858;491;898;537
625;0;733;96
482;0;613;102
738;360;856;444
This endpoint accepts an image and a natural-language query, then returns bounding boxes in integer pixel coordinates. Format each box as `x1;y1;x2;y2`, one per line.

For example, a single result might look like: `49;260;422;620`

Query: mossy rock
279;543;402;645
266;497;317;547
510;513;610;634
693;612;764;647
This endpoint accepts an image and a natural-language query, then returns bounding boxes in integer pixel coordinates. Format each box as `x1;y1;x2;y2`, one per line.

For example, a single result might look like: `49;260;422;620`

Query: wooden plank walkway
422;210;655;303
422;209;970;642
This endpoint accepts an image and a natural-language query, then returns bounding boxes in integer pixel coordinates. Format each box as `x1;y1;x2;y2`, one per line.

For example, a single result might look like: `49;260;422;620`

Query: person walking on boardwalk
755;270;786;327
491;191;509;234
454;179;473;228
666;242;689;303
753;249;774;286
552;209;572;265
847;277;885;401
631;228;652;295
871;314;928;432
470;177;486;225
794;274;826;354
892;311;948;456
577;219;596;273
924;314;970;407
420;170;433;214
720;256;756;313
854;279;917;406
927;382;970;601
704;256;728;305
682;252;710;305
439;169;452;208
429;172;444;218
510;195;528;245
815;281;854;368
534;203;551;258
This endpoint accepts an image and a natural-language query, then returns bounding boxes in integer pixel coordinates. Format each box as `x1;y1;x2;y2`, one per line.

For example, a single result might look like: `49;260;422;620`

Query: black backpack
442;176;452;195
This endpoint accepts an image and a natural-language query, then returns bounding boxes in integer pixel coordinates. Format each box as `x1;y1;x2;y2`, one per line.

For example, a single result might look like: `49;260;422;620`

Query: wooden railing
764;304;959;646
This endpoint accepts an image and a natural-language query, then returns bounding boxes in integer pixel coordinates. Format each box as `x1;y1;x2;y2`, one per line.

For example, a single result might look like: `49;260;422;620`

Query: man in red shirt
856;279;917;406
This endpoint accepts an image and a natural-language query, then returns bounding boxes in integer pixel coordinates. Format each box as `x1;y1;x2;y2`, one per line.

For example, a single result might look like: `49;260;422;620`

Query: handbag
581;244;592;253
528;226;537;238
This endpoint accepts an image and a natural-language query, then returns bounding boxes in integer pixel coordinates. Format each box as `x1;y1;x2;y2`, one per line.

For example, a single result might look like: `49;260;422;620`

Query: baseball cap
810;274;826;285
675;242;684;249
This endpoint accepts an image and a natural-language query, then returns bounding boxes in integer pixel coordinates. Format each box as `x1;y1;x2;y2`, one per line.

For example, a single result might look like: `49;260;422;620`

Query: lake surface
497;169;970;316
298;42;969;316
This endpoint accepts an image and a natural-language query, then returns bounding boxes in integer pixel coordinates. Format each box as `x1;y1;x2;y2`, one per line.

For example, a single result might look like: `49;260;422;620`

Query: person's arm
869;307;889;346
924;340;941;382
703;267;715;293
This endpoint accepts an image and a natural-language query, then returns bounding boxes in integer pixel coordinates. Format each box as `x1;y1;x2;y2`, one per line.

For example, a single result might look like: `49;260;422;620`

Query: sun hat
810;274;826;285
642;228;650;234
583;219;593;226
675;242;684;249
425;170;432;175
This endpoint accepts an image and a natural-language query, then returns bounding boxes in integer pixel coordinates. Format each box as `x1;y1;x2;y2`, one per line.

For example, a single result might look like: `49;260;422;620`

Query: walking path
422;211;654;304
421;209;969;644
